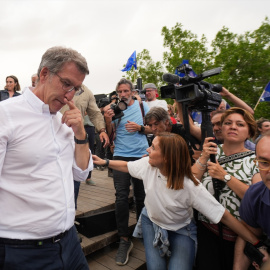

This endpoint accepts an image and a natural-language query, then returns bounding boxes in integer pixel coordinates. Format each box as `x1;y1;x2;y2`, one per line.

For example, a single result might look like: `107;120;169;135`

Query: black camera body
161;67;222;112
110;99;127;120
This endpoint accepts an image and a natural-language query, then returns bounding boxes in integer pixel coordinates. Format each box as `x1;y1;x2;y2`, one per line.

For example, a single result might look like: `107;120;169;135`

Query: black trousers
0;226;88;270
113;156;145;237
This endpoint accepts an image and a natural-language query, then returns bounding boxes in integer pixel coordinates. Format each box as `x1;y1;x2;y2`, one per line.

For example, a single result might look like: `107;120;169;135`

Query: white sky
0;0;269;95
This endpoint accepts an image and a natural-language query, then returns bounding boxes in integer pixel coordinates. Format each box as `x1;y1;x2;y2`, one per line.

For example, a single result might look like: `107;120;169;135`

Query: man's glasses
253;159;270;171
54;73;84;96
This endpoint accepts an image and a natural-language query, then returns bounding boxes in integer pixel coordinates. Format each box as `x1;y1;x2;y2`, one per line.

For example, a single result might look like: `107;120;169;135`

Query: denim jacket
0;90;21;101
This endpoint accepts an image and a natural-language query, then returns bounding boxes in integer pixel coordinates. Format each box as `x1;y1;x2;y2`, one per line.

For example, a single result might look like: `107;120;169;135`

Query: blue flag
260;81;270;102
121;51;137;72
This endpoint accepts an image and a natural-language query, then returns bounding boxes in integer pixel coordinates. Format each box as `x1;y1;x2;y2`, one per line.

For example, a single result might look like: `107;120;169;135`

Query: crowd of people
0;46;269;270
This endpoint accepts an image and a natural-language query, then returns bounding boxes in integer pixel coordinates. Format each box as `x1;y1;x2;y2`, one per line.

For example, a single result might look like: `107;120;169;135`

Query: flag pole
254;90;265;111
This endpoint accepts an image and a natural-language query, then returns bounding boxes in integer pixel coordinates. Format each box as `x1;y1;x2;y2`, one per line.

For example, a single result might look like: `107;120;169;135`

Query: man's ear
39;67;50;83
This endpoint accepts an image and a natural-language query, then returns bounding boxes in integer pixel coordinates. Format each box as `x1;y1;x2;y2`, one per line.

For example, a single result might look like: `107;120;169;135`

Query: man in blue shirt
104;78;149;265
234;133;270;269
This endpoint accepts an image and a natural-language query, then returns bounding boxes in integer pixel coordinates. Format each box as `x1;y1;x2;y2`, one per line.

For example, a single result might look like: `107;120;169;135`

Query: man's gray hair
37;46;89;78
115;78;134;92
145;107;170;124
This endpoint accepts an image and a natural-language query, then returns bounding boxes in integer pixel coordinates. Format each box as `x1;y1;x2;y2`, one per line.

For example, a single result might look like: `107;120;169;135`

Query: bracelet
195;162;206;171
104;158;110;167
197;158;207;168
253;240;264;248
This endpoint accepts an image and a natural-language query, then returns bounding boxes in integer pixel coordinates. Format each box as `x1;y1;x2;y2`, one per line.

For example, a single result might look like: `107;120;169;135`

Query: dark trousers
113;156;145;237
84;125;95;180
0;226;89;270
195;221;235;270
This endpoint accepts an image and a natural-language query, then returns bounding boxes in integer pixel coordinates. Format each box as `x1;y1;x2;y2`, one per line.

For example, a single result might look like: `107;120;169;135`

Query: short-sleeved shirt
113;100;149;157
240;181;270;238
127;157;225;231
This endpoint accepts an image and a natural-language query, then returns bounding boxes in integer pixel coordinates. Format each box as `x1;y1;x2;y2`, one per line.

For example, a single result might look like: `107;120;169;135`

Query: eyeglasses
145;89;155;93
253;159;270;171
54;73;84;96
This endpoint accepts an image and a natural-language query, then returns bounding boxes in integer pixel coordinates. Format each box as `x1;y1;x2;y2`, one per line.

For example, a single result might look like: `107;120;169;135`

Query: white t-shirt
146;99;168;111
127;157;225;231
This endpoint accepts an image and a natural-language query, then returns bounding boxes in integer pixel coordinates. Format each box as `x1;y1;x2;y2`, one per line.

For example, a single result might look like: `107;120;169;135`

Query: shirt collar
24;87;50;114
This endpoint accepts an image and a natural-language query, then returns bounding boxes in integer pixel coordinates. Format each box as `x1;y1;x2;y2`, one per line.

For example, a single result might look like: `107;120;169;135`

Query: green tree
122;18;270;118
161;23;211;74
210;17;270;118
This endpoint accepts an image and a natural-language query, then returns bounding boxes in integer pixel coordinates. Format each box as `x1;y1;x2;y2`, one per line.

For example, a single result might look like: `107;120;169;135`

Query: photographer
103;78;149;266
233;132;270;270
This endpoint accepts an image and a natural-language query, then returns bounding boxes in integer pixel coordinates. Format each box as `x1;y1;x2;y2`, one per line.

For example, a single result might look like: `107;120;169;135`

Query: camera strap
218;150;254;165
139;101;145;125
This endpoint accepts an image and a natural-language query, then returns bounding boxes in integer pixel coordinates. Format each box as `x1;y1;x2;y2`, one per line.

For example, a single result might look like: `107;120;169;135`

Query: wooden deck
75;168;146;269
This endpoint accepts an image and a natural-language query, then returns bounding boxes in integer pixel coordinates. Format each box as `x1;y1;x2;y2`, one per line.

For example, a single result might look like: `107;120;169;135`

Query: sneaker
115;238;133;265
86;179;96;186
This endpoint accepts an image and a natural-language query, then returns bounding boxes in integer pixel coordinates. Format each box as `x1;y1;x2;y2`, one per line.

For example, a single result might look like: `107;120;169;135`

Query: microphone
162;73;181;84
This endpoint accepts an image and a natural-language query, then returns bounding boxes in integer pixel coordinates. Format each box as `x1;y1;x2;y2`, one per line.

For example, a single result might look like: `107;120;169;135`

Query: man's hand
99;132;110;147
125;121;140;133
103;105;115;122
62;98;85;139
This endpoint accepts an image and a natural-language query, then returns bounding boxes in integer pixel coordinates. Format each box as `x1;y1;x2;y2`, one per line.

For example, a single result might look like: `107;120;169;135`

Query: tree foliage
123;18;270;118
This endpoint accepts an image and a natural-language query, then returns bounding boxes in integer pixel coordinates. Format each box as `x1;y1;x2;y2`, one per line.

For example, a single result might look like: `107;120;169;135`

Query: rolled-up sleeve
73;149;93;181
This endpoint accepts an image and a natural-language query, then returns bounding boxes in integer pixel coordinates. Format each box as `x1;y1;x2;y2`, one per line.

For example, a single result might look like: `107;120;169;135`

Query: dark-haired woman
192;107;261;270
93;132;260;270
0;75;21;101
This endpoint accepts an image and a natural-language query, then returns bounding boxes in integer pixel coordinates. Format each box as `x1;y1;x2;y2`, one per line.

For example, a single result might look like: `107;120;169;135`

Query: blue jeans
0;226;89;270
141;213;197;270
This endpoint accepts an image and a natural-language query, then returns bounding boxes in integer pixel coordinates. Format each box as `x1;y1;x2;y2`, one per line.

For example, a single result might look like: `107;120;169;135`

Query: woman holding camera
93;132;260;270
192;107;261;270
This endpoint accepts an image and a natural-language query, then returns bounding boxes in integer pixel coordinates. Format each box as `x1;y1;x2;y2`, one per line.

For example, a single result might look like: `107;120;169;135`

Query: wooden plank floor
75;168;146;269
87;238;147;270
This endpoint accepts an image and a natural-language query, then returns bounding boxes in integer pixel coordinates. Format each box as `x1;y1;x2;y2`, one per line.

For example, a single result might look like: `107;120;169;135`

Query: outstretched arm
220;87;254;115
92;155;129;173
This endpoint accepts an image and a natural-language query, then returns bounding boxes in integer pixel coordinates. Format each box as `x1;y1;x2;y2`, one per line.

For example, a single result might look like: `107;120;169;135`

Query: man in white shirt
143;83;168;110
0;46;92;270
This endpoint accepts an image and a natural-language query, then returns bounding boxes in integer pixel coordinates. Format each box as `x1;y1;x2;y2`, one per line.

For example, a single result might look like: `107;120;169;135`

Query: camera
161;65;222;112
110;98;127;120
97;97;110;108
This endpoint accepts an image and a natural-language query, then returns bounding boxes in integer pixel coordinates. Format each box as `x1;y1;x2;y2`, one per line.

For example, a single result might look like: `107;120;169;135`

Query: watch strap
74;133;89;144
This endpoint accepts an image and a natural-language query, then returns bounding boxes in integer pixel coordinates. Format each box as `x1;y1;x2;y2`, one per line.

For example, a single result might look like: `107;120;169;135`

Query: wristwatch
224;174;232;183
74;134;89;144
139;125;145;134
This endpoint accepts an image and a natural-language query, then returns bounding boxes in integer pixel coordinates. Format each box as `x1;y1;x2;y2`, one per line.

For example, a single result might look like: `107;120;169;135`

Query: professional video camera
161;64;222;112
161;63;224;197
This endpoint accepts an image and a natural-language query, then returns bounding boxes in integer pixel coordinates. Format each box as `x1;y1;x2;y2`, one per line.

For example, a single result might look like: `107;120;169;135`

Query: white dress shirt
0;88;93;239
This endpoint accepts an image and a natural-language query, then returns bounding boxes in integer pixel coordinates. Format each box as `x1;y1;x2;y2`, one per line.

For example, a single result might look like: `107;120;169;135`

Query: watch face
224;174;231;181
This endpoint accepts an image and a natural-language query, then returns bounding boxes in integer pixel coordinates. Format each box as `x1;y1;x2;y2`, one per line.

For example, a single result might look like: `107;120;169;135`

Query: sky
0;0;269;96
